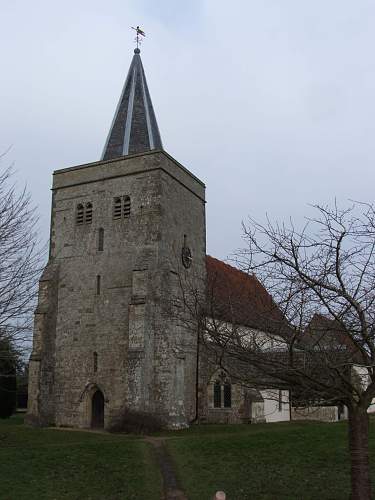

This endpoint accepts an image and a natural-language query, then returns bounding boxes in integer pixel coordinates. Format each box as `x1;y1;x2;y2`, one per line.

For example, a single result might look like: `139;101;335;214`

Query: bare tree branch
0;163;45;365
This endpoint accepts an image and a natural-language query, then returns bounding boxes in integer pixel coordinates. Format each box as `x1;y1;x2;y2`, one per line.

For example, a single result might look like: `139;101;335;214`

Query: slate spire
101;48;163;161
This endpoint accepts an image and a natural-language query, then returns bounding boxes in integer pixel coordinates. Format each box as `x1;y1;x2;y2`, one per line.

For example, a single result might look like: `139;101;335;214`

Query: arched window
123;196;131;217
76;204;84;225
212;371;232;409
224;383;232;408
214;381;221;408
85;202;93;224
93;352;98;372
98;228;104;251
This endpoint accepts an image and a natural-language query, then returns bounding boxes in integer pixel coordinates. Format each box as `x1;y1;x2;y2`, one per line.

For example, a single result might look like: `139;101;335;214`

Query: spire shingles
101;48;163;161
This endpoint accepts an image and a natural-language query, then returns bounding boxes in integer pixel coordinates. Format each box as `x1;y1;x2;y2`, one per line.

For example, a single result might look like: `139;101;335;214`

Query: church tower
27;47;206;429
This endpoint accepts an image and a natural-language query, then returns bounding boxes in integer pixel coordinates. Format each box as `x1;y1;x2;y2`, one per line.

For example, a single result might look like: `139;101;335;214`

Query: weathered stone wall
156;164;206;426
205;383;249;424
198;345;294;424
27;150;206;429
26;263;59;426
197;347;265;424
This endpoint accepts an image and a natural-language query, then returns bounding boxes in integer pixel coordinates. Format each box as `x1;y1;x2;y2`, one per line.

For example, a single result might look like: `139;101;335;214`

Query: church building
27;45;302;429
27;46;206;429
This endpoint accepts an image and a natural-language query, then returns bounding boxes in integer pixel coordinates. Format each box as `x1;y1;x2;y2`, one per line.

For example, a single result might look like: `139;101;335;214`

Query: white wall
261;389;290;423
204;319;287;352
352;365;375;415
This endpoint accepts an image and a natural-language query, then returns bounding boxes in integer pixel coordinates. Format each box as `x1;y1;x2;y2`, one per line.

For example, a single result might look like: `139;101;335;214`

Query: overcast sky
1;0;375;260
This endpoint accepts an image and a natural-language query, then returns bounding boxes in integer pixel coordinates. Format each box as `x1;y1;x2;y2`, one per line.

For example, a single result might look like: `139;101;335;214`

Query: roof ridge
206;255;264;289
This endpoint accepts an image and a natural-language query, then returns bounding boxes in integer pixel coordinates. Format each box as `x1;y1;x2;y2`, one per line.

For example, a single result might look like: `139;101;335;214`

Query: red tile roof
206;255;290;335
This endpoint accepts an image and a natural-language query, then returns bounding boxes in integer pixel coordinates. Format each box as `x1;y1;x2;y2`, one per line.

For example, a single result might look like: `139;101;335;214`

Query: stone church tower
27;48;206;429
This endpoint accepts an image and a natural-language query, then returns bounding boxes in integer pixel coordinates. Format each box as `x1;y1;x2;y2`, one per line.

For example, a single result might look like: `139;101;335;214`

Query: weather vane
131;26;146;49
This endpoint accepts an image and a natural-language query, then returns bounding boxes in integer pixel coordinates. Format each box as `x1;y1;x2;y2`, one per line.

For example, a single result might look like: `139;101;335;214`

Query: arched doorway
91;389;104;428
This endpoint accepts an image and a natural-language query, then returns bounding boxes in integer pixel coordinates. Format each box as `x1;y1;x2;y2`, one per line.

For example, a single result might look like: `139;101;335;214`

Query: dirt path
51;427;188;499
146;437;188;500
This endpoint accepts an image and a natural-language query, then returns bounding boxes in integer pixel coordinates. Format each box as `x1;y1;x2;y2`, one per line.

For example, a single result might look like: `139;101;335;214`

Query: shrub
0;340;17;419
16;364;28;409
24;414;44;427
108;409;164;434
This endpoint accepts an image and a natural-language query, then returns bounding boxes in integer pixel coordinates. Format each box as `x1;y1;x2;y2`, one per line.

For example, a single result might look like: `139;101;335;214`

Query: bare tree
0;162;44;363
183;202;375;500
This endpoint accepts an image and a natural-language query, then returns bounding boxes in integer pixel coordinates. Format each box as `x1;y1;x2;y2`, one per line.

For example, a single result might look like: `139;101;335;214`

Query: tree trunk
348;405;372;499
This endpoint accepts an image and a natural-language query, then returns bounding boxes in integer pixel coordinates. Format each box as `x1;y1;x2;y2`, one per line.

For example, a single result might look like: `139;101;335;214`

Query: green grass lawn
0;415;161;500
2;415;375;500
163;419;375;500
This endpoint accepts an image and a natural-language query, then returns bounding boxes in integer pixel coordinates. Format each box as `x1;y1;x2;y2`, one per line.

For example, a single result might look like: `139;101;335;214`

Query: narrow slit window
278;390;282;412
213;381;221;408
85;202;93;224
76;204;84;225
98;228;104;251
223;383;232;408
123;196;131;217
113;197;122;219
93;352;98;372
96;275;101;295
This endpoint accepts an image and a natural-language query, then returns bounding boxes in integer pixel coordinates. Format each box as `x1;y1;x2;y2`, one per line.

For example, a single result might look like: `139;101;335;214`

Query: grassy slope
3;416;375;500
0;416;161;500
164;420;375;500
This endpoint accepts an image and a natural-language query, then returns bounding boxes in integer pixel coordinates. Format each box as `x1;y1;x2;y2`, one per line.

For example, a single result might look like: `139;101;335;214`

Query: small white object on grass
214;492;226;500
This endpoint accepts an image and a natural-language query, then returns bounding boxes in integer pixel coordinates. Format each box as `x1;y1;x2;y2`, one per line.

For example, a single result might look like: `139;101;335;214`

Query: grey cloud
1;0;375;259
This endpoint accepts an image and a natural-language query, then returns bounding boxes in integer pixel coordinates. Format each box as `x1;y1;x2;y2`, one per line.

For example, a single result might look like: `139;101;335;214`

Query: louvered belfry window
113;197;122;219
123;196;131;217
113;196;131;220
76;202;93;225
76;204;84;225
85;202;93;224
